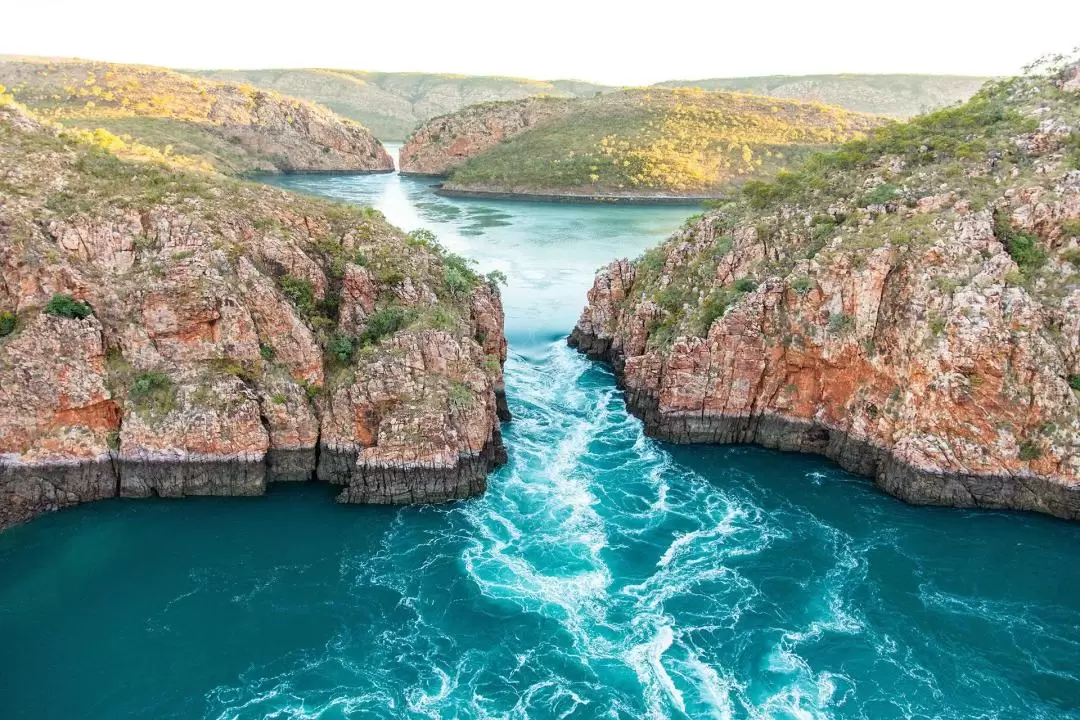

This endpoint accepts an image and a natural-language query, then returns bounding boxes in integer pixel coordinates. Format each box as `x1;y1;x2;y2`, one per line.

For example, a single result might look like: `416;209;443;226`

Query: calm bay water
2;153;1079;718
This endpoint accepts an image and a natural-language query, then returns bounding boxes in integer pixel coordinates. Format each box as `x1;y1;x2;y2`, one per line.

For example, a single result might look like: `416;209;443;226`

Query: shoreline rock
435;184;720;205
569;327;1080;519
568;65;1080;522
0;435;510;529
0;101;509;532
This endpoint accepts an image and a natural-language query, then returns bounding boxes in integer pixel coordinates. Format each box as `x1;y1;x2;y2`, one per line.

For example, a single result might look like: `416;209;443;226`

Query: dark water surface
2;156;1078;719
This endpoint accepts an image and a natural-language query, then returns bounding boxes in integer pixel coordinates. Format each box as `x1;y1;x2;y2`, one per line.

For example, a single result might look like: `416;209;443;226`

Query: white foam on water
684;651;737;720
625;623;686;718
405;666;455;719
175;174;1080;720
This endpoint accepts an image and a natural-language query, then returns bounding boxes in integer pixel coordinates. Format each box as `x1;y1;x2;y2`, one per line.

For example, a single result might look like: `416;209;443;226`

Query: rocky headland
399;97;576;176
0;57;394;175
0;98;507;530
571;63;1080;519
405;88;883;200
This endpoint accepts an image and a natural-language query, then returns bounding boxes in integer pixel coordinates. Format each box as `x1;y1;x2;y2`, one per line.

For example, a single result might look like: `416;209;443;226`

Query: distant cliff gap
183;67;988;140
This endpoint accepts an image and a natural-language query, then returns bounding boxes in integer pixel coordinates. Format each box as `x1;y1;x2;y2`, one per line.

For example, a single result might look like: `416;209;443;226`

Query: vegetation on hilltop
186;68;608;140
0;57;391;175
656;74;990;118
624;57;1080;347
443;88;882;195
183;67;987;140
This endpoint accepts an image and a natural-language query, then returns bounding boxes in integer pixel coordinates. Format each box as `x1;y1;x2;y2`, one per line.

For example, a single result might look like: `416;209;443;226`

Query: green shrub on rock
994;213;1047;272
1018;441;1042;461
279;276;318;318
1060;220;1080;239
129;370;175;417
359;306;414;346
0;310;15;337
44;294;92;319
828;313;856;335
329;333;356;363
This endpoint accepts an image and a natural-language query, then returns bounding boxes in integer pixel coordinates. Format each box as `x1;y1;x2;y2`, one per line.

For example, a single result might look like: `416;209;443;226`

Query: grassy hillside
182;68;986;140
655;74;990;118
0;57;391;175
443;88;883;196
186;68;608;140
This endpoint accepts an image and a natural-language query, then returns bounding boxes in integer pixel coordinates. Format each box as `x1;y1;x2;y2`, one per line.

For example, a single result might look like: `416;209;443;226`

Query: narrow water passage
1;162;1078;719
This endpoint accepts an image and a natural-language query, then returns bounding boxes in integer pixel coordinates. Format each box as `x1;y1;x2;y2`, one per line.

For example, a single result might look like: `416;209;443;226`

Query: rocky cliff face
204;83;394;173
571;62;1080;520
399;97;575;175
0;57;394;175
0;100;506;530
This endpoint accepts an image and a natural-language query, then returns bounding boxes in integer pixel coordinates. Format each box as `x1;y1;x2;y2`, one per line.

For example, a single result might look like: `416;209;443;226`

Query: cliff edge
0;99;507;530
571;62;1080;519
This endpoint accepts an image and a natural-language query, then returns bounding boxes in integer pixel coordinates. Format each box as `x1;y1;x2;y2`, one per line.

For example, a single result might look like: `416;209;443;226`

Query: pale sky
6;0;1079;85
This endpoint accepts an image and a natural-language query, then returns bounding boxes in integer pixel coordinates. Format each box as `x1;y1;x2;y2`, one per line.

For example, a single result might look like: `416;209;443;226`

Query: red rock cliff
571;65;1080;519
0;101;506;530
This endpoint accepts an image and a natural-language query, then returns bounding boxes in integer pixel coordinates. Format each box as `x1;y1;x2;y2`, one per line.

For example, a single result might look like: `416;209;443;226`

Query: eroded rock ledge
570;325;1080;520
570;65;1080;521
0;102;508;531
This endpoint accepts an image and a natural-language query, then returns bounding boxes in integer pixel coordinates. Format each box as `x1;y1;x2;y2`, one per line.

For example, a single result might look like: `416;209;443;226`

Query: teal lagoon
2;161;1078;719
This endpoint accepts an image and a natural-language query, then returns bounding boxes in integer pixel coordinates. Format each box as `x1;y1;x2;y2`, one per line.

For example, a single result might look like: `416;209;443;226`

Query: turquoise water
2;159;1079;719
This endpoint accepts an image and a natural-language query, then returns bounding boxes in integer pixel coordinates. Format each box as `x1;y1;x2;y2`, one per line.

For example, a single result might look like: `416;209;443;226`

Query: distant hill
180;69;988;141
654;74;991;118
0;57;392;175
185;69;609;141
421;88;885;199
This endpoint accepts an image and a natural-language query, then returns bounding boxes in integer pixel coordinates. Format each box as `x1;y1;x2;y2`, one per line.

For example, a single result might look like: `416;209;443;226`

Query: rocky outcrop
0;101;506;530
399;97;575;175
0;57;394;175
571;64;1080;520
203;84;394;173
